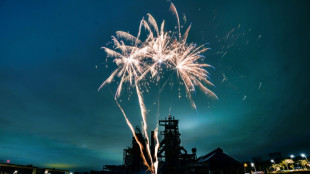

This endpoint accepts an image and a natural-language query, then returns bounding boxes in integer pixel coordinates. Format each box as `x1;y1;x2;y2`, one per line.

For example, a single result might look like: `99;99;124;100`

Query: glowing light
154;127;160;174
98;3;216;174
290;155;295;158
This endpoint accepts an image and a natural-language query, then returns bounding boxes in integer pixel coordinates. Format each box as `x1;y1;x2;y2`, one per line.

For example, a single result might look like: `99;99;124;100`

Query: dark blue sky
1;0;310;171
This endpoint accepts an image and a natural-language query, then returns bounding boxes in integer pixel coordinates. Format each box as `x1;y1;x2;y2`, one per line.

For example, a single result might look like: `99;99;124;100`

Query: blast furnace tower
157;115;196;174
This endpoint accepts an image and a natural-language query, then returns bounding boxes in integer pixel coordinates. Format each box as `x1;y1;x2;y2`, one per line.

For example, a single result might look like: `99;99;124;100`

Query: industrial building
0;163;68;174
106;115;242;174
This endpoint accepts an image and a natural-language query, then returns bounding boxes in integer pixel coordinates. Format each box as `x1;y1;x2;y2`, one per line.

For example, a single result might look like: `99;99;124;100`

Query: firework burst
98;3;217;174
171;42;218;108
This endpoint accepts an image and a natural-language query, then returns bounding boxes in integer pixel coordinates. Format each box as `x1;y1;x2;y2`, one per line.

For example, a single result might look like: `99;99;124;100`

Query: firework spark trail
169;3;181;40
137;17;175;82
99;3;217;174
98;39;148;97
153;127;160;174
135;83;154;168
169;42;218;108
115;99;151;169
99;35;155;172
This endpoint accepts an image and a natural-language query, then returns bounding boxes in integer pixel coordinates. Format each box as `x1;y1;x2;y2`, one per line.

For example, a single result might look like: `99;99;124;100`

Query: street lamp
301;153;308;162
301;153;309;169
244;163;248;173
290;155;295;170
270;159;277;172
251;163;257;172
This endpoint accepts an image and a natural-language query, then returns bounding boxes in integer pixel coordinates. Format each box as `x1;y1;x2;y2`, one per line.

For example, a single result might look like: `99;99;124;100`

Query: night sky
1;0;310;171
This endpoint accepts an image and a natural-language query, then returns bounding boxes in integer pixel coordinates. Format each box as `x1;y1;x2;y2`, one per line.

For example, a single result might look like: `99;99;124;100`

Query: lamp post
290;155;295;170
244;163;248;173
301;154;308;162
271;159;276;172
301;153;309;169
251;163;256;172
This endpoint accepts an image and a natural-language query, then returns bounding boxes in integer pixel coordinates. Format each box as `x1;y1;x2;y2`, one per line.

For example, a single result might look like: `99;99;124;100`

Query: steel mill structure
116;115;242;174
156;115;196;174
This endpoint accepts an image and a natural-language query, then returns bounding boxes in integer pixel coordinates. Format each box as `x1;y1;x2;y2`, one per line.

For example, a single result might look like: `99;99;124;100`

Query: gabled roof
196;147;239;164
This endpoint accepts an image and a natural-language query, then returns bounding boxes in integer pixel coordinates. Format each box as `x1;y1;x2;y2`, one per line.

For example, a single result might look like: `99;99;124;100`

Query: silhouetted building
252;157;269;173
157;115;196;174
123;127;150;174
0;163;68;174
102;165;124;174
118;115;242;174
193;148;242;174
